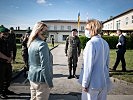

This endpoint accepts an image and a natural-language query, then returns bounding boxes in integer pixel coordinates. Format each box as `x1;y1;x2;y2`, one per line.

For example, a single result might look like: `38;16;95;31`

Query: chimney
18;26;20;30
28;27;30;30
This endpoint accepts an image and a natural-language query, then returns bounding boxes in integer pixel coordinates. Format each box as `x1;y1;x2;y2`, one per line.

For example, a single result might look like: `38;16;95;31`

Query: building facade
14;20;86;43
41;20;86;42
102;9;133;35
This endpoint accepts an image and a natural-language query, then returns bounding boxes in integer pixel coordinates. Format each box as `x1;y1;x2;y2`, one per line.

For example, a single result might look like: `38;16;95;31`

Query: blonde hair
86;19;103;36
27;22;47;47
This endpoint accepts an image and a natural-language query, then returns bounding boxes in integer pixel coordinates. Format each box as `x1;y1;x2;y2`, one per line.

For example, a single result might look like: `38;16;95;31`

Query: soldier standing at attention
65;29;81;79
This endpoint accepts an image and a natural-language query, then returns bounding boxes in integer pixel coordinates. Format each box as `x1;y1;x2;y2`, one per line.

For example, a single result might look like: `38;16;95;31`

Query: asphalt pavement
4;44;133;100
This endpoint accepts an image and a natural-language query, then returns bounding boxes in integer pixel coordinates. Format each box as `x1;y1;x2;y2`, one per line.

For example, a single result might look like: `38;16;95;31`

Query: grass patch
113;75;133;83
12;44;24;73
110;49;133;70
12;45;133;83
110;49;133;83
12;43;59;73
48;43;58;49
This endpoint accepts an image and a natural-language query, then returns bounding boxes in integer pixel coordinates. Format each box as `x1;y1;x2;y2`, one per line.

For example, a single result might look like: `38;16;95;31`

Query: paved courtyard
6;44;133;100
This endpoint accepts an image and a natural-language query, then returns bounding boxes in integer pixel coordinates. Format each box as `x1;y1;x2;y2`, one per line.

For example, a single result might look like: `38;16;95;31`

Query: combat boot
72;68;79;79
68;69;72;79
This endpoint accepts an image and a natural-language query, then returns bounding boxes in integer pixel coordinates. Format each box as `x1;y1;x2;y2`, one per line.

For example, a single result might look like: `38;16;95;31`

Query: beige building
15;20;86;43
102;9;133;35
41;20;86;42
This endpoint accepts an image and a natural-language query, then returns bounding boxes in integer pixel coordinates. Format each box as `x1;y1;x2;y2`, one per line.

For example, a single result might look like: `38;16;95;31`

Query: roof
103;9;133;23
14;30;28;32
41;20;86;24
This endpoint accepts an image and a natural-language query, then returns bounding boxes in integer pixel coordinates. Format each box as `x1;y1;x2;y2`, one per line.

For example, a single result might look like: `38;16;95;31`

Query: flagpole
78;27;79;36
78;12;80;36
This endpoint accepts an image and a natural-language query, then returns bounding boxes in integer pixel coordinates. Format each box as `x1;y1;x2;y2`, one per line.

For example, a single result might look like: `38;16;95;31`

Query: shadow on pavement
49;92;81;100
53;74;68;78
53;64;67;66
7;93;30;100
7;92;81;100
53;74;80;78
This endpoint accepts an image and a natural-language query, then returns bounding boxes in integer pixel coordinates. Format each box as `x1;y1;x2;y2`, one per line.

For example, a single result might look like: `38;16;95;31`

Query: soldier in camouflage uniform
65;29;81;79
20;30;31;78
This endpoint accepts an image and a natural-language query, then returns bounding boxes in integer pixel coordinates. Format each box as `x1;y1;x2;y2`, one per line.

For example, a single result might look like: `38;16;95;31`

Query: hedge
79;36;133;49
79;36;90;49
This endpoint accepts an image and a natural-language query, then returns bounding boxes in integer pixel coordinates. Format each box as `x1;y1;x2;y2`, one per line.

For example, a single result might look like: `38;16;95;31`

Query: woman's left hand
82;87;88;92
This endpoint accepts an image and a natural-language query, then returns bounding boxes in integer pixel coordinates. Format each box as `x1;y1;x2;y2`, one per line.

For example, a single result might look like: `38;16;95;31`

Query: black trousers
0;62;5;94
0;62;12;93
113;52;126;71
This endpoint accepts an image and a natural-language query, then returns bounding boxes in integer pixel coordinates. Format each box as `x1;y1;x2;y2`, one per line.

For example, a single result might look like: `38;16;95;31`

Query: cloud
48;3;53;6
15;6;19;9
36;0;53;6
37;0;46;4
65;0;74;4
10;5;19;9
97;9;102;13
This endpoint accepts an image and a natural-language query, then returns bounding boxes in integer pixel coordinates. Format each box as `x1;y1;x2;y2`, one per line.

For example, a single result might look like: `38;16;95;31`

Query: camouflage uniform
65;35;81;78
20;32;30;78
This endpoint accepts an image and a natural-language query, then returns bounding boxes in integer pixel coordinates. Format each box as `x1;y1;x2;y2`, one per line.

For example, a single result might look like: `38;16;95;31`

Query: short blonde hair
86;19;103;36
27;22;47;47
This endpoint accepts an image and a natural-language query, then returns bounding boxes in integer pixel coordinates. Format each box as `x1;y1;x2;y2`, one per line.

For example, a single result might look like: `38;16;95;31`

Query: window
50;35;54;40
63;35;69;41
67;26;71;30
54;25;57;30
110;23;112;29
16;34;22;38
81;26;84;31
106;25;108;29
48;25;51;30
116;20;120;29
125;17;128;25
132;16;133;23
61;25;64;30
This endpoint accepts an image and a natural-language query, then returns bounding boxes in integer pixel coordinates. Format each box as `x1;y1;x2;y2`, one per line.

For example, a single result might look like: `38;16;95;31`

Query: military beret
10;27;14;30
72;29;78;32
0;26;9;32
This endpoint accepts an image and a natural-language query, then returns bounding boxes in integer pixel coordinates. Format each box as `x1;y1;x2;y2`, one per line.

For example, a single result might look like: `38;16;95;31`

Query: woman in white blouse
79;19;111;100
